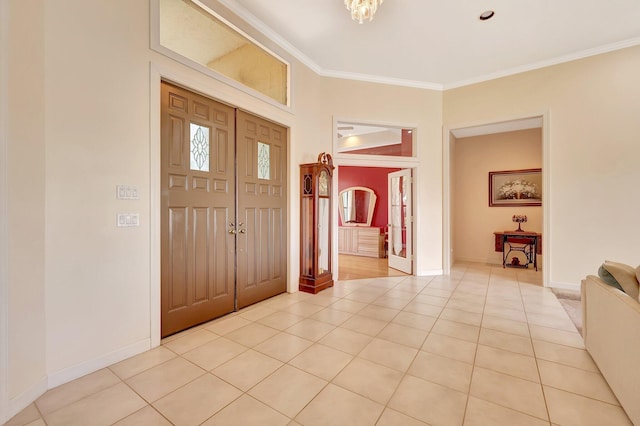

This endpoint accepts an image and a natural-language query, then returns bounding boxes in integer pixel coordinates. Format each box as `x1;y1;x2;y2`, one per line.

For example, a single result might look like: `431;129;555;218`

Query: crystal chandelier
344;0;384;24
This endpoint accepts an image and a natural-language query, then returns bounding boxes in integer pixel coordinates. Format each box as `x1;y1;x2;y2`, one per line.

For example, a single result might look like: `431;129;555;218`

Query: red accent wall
338;166;401;229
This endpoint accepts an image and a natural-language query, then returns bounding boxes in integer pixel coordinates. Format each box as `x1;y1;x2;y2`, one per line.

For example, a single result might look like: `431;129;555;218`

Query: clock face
319;170;328;196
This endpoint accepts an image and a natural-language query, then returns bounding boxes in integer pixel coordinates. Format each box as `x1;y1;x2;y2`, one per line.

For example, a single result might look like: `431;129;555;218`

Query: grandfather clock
299;152;334;294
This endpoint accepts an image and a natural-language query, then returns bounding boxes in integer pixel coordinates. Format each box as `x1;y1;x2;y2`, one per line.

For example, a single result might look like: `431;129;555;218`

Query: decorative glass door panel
190;123;210;172
257;142;270;180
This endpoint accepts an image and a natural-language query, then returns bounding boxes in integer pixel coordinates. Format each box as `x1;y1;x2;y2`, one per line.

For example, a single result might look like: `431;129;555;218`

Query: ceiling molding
318;69;444;91
215;0;443;90
215;0;640;91
451;117;543;139
215;0;324;75
444;36;640;90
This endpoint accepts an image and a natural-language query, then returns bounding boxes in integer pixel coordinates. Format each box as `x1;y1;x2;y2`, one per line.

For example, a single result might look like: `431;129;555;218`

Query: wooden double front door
161;82;287;337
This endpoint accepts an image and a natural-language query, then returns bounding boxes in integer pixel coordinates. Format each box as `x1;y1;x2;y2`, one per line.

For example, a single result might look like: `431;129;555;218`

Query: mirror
338;186;377;227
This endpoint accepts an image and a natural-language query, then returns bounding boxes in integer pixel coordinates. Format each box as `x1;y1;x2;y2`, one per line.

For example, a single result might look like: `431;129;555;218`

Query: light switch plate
116;185;140;200
117;213;140;227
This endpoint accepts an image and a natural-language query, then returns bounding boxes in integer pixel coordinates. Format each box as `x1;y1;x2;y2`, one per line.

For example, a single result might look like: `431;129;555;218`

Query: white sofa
581;275;640;425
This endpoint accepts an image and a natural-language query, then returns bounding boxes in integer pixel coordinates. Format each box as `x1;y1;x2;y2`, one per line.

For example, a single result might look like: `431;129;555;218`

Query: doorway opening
332;118;419;281
336;165;414;280
445;115;549;285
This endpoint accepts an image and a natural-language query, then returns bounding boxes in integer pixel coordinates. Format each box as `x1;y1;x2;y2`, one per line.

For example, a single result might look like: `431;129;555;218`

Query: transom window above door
155;0;290;106
335;120;415;158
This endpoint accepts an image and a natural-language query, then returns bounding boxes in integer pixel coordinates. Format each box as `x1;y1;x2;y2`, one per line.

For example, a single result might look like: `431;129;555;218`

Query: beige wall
319;79;444;275
453;129;542;264
6;0;48;407
444;46;640;286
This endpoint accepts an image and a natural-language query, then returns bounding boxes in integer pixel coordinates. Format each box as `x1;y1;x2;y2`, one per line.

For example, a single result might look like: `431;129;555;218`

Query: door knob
239;229;246;234
228;229;237;234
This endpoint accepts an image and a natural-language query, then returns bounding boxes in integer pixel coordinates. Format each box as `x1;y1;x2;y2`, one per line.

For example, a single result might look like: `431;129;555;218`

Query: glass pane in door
390;176;406;258
388;169;412;274
190;123;210;172
318;197;330;274
257;142;270;180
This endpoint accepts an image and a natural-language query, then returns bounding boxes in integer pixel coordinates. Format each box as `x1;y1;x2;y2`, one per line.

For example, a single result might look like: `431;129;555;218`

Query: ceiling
216;0;640;89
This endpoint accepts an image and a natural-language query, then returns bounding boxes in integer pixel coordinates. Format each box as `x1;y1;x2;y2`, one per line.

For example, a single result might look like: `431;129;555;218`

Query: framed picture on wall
489;168;542;207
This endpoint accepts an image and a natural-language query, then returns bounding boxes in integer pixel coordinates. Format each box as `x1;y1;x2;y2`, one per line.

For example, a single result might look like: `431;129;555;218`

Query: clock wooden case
299;152;334;294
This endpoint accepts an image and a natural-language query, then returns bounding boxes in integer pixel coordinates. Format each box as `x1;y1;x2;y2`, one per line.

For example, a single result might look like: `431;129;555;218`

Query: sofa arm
581;275;640;425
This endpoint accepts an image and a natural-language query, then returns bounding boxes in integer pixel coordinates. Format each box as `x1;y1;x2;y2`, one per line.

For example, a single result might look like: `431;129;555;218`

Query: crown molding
215;0;442;90
208;1;640;91
318;69;444;91
443;37;640;90
214;0;324;75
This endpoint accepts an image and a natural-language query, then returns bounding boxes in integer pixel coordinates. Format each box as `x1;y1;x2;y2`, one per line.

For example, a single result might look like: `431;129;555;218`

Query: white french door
388;169;413;273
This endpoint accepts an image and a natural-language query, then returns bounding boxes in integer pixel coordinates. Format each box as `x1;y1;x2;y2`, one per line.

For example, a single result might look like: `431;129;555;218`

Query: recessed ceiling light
479;10;495;21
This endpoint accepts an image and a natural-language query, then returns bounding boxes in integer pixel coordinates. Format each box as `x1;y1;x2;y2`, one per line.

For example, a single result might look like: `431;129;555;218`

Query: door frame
150;62;294;347
443;112;550;286
0;0;9;419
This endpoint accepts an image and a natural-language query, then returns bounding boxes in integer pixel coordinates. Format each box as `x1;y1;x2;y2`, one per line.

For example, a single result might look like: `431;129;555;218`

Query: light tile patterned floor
5;263;633;426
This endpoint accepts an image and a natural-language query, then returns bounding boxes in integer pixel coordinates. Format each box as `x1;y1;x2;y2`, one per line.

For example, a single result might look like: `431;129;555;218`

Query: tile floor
4;263;632;426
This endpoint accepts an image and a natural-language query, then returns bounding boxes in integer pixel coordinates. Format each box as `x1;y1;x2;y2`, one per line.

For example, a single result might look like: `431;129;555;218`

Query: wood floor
338;254;409;280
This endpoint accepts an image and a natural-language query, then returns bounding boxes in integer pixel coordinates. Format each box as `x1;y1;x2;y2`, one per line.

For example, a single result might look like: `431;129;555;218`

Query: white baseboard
48;338;150;389
8;375;47;422
5;338;151;422
417;269;444;276
453;256;501;265
548;281;581;292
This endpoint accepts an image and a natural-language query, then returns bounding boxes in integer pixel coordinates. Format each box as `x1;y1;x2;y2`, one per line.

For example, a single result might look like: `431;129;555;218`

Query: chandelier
344;0;384;24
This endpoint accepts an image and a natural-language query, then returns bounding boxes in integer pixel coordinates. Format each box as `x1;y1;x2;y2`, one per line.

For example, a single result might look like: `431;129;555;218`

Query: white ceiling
216;0;640;89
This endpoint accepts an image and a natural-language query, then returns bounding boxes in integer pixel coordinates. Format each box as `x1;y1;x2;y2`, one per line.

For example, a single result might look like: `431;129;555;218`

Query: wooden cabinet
338;227;384;258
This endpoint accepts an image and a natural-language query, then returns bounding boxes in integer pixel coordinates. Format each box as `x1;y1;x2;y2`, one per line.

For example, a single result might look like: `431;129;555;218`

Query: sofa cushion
602;261;639;300
598;265;625;292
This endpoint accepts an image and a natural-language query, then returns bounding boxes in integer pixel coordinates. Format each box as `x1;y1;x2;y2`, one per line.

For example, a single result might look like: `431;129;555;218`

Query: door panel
168;207;187;309
161;82;236;337
388;169;413;274
236;110;287;308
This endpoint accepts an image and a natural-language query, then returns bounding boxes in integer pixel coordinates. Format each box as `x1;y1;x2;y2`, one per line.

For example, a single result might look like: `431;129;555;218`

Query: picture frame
489;168;542;207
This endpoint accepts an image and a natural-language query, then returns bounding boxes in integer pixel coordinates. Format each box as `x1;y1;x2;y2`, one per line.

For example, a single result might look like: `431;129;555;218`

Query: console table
494;231;540;271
